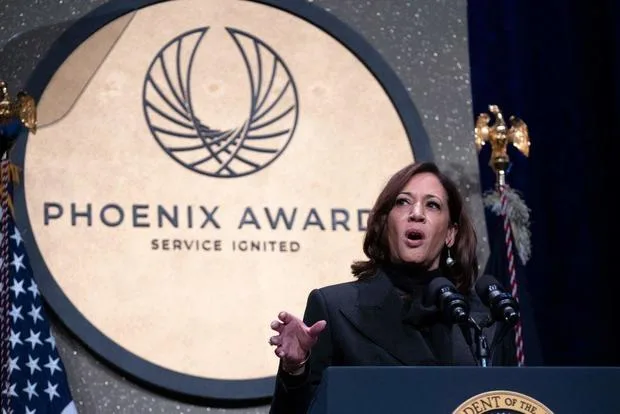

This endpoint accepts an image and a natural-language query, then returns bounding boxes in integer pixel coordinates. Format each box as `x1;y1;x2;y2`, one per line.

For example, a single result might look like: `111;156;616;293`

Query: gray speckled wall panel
0;1;486;412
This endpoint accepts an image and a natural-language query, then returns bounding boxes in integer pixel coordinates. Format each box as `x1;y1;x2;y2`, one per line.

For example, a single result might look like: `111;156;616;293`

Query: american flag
1;207;78;414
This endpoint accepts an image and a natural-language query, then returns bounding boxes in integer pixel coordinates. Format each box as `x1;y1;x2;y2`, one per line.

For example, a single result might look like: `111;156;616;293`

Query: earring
446;247;455;267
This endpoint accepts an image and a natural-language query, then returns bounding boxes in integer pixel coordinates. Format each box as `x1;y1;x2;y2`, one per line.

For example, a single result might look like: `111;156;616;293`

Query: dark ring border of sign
12;0;433;407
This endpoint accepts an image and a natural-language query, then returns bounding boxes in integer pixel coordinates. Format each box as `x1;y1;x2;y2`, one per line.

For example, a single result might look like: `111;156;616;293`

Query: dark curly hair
351;162;478;294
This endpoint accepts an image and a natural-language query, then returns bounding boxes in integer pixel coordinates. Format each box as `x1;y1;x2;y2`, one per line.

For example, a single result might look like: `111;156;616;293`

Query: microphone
426;277;470;324
475;275;520;326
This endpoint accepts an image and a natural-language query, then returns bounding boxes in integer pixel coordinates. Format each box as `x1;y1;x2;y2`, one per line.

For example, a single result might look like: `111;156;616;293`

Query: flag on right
474;105;543;366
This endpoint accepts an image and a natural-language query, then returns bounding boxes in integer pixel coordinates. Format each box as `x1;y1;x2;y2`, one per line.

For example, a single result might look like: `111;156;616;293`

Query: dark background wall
467;0;619;369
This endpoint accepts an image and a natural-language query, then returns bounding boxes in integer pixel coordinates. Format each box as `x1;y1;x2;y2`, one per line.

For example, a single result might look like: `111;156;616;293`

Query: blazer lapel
339;270;438;365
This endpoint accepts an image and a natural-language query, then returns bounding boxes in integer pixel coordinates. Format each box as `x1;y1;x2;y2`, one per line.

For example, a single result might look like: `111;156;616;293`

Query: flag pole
475;105;531;366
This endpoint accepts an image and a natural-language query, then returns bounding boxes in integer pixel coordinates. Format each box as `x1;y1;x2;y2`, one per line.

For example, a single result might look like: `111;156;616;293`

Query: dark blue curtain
467;0;618;365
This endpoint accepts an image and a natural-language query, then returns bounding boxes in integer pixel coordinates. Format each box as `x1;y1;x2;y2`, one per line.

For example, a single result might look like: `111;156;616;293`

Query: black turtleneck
382;263;443;325
381;263;455;364
382;263;440;296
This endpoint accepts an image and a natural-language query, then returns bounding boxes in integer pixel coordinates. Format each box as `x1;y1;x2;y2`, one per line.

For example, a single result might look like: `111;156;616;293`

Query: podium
308;366;620;413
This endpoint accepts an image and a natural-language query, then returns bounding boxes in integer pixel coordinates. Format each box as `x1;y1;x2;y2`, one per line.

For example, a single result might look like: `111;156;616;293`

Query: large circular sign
14;0;432;403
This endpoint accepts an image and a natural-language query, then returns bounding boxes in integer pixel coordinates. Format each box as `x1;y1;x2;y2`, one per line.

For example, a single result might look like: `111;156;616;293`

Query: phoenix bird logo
143;27;299;178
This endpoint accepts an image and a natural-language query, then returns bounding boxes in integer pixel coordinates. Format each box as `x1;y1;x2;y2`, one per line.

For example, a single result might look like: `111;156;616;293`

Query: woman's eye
395;198;409;206
427;201;440;209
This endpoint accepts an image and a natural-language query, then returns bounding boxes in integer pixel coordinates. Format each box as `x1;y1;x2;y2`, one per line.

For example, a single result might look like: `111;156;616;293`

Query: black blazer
269;270;516;414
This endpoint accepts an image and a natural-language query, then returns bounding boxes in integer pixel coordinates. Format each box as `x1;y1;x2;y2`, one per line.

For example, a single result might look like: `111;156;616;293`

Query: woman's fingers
278;311;292;324
269;311;319;363
307;320;327;337
268;335;281;346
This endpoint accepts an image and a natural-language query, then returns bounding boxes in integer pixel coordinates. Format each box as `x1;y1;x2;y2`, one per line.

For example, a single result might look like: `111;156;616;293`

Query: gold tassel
1;161;22;218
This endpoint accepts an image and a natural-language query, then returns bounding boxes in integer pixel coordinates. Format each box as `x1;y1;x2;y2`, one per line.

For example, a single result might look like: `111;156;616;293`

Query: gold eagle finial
474;105;530;186
0;80;37;134
0;80;37;159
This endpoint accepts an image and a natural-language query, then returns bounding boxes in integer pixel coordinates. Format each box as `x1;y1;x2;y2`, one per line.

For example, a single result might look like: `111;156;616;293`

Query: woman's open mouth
404;229;425;247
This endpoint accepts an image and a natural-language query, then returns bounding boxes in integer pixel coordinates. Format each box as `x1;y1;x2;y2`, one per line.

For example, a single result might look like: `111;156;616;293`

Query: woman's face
386;172;457;269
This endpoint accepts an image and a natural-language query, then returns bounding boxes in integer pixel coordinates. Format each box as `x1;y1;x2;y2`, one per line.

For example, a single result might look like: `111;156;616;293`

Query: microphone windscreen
425;276;457;307
475;274;504;305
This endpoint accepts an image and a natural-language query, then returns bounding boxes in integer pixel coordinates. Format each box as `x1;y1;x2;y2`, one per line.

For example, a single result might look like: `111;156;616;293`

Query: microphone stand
467;316;492;367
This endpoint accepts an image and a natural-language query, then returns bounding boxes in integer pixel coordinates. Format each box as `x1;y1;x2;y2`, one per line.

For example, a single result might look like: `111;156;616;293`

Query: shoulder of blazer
313;271;389;310
315;279;360;305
